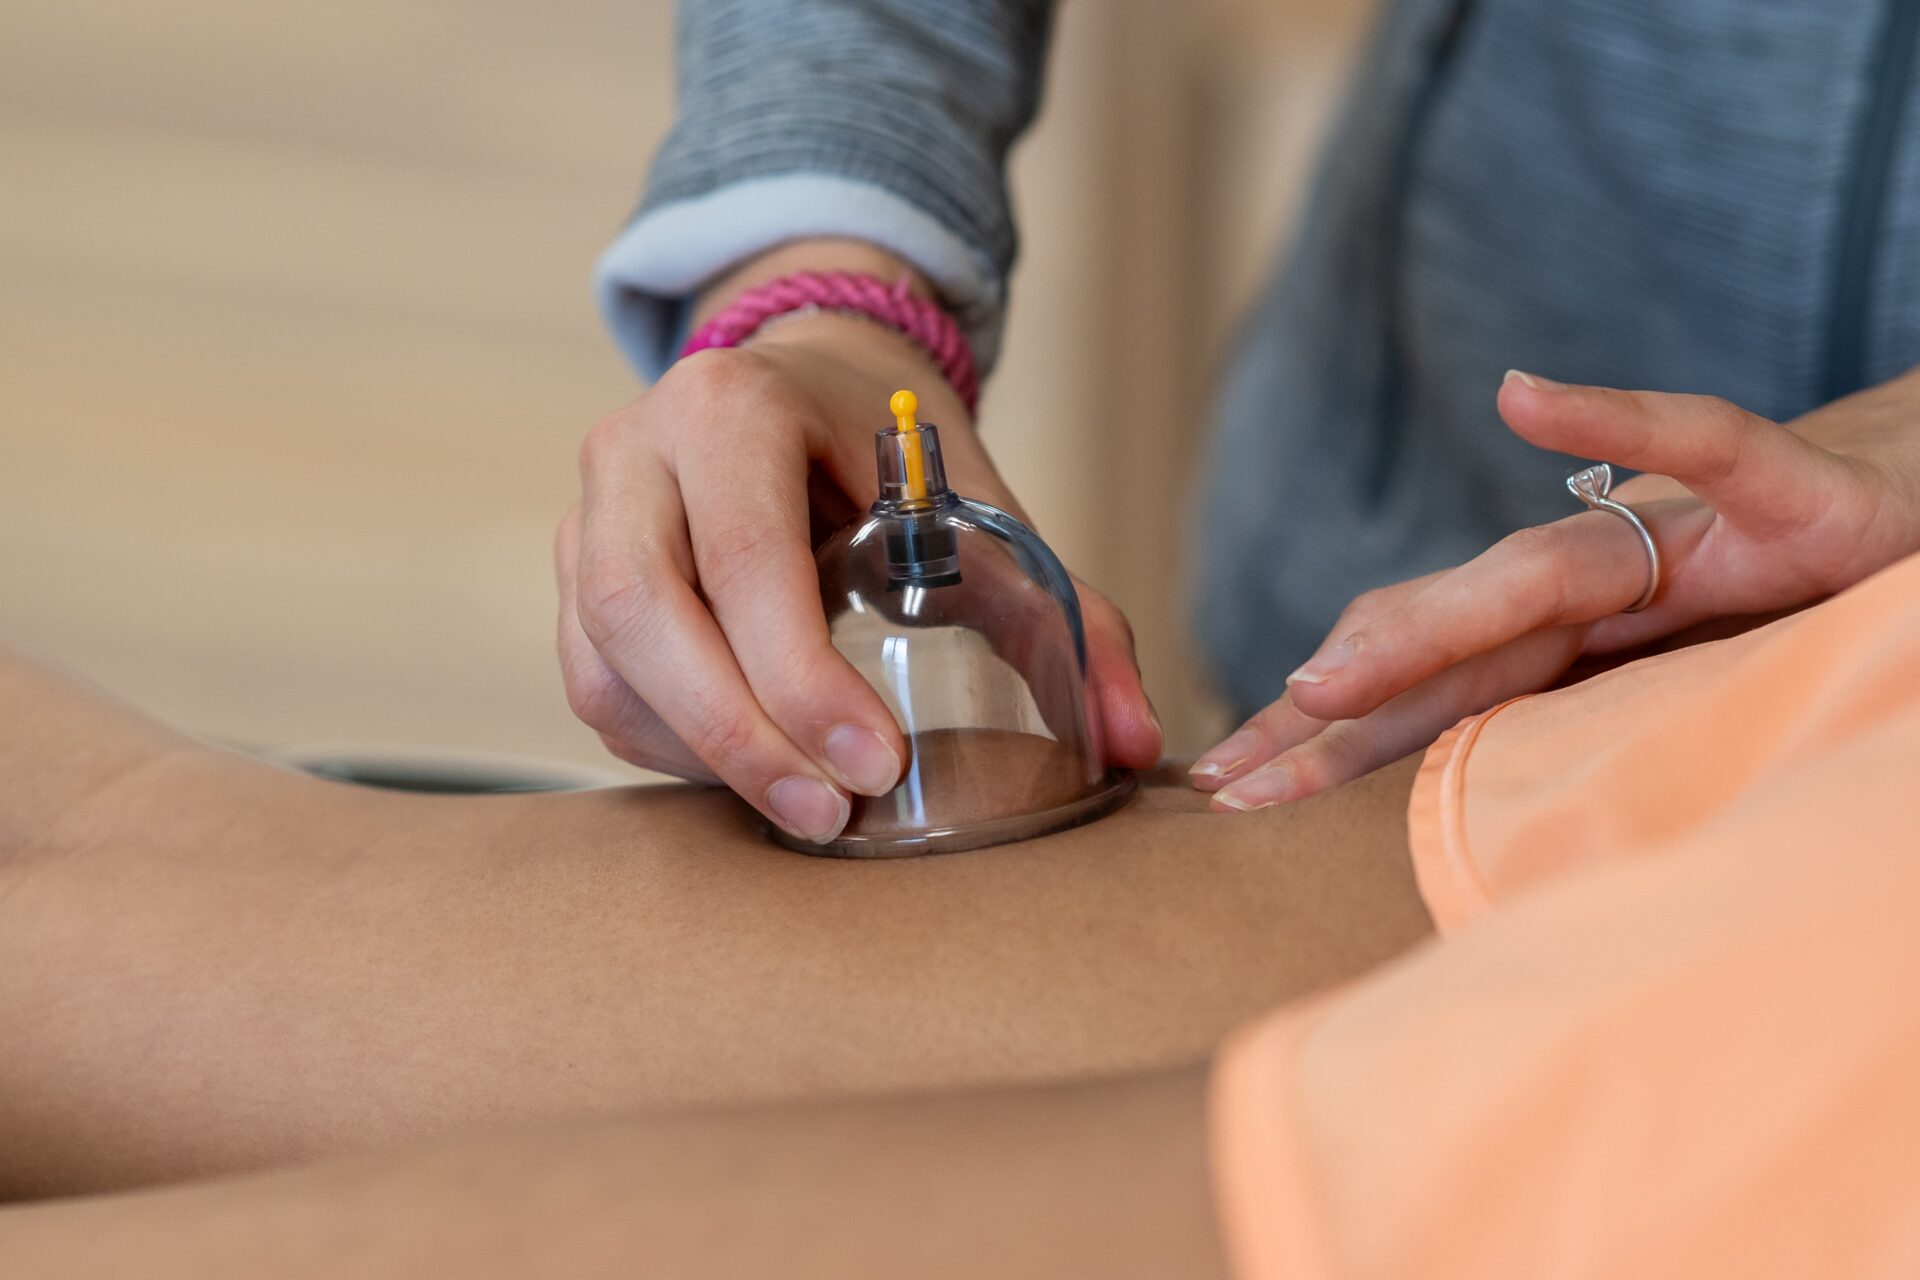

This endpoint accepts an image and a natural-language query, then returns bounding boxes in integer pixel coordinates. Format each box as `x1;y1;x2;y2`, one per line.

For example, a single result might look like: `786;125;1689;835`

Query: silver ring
1566;463;1660;613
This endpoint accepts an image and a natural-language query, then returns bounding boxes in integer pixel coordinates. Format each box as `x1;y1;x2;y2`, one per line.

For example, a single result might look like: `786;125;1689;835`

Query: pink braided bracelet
679;270;979;415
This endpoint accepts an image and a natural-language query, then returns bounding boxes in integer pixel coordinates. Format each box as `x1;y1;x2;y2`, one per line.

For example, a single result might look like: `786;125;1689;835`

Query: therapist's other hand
1194;367;1920;811
557;312;1159;844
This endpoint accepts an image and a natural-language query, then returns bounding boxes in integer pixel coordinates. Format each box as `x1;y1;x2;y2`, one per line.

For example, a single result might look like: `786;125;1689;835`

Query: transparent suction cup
774;394;1137;857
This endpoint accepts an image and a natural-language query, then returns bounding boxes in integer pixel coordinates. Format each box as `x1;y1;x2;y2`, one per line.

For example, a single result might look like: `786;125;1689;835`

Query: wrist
692;239;931;328
684;267;978;416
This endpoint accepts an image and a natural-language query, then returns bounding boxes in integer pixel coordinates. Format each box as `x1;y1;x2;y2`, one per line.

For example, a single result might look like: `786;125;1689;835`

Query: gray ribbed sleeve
635;0;1055;328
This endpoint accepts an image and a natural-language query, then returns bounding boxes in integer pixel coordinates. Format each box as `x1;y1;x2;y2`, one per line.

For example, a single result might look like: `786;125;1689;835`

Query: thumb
1077;580;1163;769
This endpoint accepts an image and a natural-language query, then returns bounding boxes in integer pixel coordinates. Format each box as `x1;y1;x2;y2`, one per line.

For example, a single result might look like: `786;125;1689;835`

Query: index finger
575;435;855;843
676;423;907;799
1287;508;1655;722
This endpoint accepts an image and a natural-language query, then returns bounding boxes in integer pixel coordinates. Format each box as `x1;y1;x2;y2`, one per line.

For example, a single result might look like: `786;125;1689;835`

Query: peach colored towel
1212;551;1920;1280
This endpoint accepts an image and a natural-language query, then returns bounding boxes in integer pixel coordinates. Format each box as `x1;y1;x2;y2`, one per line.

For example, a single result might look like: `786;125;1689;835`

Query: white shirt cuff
594;173;1004;382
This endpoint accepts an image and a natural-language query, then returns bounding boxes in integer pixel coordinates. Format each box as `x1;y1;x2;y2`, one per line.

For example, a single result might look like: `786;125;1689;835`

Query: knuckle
1498;522;1560;564
1494;525;1577;619
768;638;846;705
1692;394;1747;432
564;662;633;731
695;521;770;602
1291;725;1371;788
1692;396;1752;479
726;631;829;719
576;555;658;647
1495;526;1572;594
1277;747;1337;796
579;410;637;474
663;345;781;412
683;695;760;770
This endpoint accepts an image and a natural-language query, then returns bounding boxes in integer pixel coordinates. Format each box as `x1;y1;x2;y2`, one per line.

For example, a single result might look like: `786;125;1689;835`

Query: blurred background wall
0;0;1373;774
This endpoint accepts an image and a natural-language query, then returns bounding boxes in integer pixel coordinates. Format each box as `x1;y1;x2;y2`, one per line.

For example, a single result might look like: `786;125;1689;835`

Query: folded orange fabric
1213;551;1920;1280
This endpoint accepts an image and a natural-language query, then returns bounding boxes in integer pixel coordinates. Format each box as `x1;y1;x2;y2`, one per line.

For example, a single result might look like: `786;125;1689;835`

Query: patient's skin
0;657;1429;1198
0;1068;1229;1280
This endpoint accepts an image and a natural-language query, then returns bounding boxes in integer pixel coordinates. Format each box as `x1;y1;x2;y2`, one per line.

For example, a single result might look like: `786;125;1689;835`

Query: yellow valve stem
890;388;927;501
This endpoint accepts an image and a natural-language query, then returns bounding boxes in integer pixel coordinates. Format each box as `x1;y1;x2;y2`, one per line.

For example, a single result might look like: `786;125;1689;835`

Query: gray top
604;0;1920;715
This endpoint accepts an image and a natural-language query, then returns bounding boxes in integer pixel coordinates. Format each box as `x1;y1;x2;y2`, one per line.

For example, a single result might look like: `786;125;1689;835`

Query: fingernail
1145;696;1165;742
768;775;850;843
1504;369;1564;391
1288;639;1356;686
1214;762;1294;812
823;724;901;796
1190;728;1259;779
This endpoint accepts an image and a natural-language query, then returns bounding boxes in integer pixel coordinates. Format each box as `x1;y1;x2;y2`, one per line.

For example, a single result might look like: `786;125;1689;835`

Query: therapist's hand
557;269;1159;845
1193;367;1920;811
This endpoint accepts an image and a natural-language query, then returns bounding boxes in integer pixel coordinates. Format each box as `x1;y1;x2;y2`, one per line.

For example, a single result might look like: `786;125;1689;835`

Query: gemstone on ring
1566;462;1615;505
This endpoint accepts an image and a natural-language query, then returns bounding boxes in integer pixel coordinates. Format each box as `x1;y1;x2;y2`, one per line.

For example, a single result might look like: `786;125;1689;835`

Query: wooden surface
0;0;1370;771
